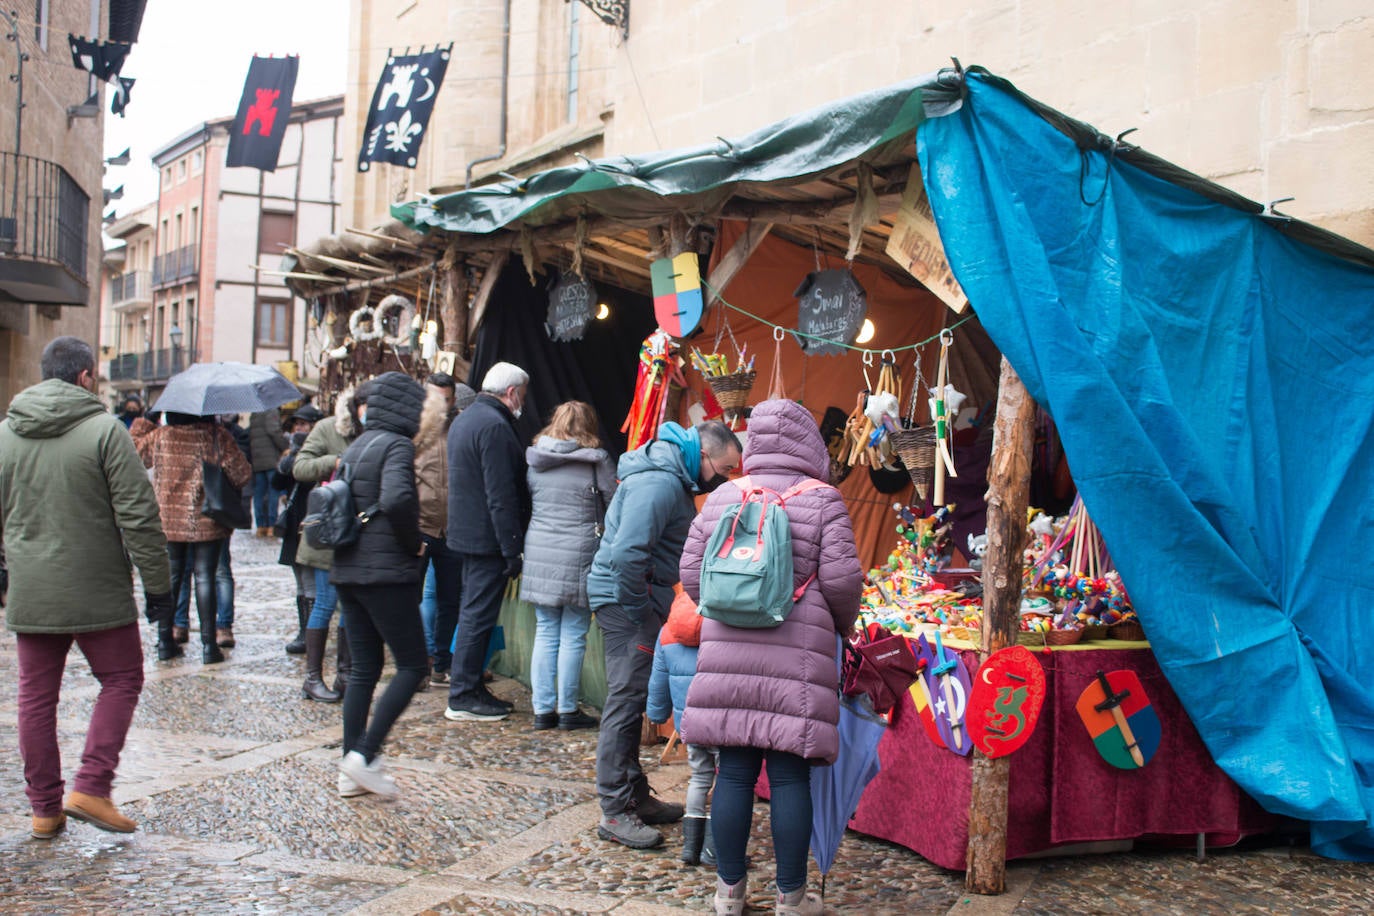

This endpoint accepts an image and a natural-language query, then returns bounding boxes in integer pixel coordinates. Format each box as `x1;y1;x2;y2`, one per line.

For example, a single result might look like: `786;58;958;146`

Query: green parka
0;379;171;633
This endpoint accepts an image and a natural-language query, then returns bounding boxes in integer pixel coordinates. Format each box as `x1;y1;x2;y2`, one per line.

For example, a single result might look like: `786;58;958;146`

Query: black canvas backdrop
227;56;299;172
467;263;657;457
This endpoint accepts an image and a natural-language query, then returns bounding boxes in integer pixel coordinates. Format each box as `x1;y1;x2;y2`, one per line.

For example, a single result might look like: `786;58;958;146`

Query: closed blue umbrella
810;690;887;889
153;362;303;416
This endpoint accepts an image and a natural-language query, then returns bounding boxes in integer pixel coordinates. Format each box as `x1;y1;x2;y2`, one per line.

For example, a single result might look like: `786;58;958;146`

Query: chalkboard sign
793;269;867;356
546;274;596;341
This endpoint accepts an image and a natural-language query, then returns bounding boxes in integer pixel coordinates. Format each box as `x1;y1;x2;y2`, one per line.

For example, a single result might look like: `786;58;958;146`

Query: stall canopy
920;68;1374;861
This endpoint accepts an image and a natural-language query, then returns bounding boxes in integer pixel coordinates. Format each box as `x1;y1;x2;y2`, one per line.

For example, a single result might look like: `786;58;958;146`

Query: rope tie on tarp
1078;127;1138;207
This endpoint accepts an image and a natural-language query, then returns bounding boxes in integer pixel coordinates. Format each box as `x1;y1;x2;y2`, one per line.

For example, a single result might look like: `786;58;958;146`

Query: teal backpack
697;476;831;628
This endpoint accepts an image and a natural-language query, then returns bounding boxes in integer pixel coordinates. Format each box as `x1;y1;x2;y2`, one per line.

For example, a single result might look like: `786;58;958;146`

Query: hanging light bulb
855;318;876;344
596;302;611;320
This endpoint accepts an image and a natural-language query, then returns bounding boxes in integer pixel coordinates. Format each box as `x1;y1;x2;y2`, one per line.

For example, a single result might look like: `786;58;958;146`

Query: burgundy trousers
16;621;144;816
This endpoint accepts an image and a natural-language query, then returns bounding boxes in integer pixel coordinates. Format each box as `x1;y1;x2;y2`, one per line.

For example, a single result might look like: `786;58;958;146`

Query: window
256;299;291;348
189;206;199;245
34;1;48;51
567;1;580;123
162;167;173;189
191;149;204;175
259;211;295;253
177;159;187;181
185;298;197;356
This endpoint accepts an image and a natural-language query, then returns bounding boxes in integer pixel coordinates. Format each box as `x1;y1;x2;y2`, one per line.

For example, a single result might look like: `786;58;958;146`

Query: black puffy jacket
330;372;426;587
445;393;530;559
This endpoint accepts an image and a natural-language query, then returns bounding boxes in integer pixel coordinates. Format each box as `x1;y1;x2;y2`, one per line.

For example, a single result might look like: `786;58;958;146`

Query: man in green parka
0;337;173;840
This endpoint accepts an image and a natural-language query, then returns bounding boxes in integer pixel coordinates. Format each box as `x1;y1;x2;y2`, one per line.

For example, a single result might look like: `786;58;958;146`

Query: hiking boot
339;751;399;799
172;626;189;644
775;887;824;915
714;875;747;916
532;712;559;730
597;810;663;849
216;627;235;648
31;813;66;840
444;695;510;721
633;792;684;825
338;770;369;798
64;792;136;833
558;709;599;731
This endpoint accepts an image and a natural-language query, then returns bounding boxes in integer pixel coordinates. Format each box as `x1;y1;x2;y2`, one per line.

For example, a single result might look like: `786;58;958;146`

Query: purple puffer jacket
679;399;862;764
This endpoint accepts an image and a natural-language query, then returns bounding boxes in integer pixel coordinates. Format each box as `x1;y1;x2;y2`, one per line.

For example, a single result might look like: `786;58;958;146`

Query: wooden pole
965;355;1036;895
440;244;469;355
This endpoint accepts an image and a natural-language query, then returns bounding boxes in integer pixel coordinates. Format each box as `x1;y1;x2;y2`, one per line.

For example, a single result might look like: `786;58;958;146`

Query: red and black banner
226;56;299;172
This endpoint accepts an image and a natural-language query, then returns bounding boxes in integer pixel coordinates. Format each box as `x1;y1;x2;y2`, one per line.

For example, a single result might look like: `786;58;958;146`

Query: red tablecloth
766;645;1277;869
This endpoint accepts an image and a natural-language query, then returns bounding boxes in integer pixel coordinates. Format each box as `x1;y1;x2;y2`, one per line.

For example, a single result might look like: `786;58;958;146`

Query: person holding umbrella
679;399;862;916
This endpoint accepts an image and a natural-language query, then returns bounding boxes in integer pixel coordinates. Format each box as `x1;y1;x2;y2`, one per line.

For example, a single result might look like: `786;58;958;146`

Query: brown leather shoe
31;812;66;839
216;627;236;648
172;626;189;644
63;792;136;833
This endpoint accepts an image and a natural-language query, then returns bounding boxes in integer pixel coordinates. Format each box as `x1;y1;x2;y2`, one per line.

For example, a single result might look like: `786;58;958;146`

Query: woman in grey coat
519;401;616;731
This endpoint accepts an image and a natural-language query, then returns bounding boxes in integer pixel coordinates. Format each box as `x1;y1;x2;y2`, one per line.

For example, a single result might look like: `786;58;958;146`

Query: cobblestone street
1;531;1370;915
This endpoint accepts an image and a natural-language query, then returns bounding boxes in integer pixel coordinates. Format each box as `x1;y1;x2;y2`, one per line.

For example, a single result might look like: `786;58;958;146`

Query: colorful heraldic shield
359;46;452;171
965;645;1047;758
914;632;972;756
650;252;705;337
1075;669;1162;770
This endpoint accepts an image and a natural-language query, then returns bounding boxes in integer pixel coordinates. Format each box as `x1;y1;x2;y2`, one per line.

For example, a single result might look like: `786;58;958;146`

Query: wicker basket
706;370;756;411
890;426;936;497
1109;620;1146;641
1045;628;1083;646
1016;630;1045;647
1081;624;1111;641
662;381;685;423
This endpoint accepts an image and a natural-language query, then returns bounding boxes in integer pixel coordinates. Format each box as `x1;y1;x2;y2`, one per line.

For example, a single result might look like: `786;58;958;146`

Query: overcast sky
103;0;348;215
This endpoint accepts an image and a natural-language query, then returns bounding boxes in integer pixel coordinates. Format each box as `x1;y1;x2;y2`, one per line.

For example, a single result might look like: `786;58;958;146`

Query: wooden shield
650;252;704;337
966;645;1048;759
914;632;972;756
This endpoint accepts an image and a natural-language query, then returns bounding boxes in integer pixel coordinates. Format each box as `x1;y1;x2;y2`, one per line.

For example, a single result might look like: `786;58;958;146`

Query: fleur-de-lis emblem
384;110;423;153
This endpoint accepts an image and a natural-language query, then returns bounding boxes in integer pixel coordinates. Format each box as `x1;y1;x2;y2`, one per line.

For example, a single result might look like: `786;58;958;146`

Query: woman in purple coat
679;399;862;916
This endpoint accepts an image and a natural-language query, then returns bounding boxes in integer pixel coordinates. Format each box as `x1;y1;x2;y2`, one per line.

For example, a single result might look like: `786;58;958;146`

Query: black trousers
337;582;428;762
167;540;222;646
447;553;506;702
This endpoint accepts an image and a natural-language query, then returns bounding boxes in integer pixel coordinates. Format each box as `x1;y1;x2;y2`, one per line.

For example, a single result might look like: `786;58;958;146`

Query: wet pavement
1;530;1371;914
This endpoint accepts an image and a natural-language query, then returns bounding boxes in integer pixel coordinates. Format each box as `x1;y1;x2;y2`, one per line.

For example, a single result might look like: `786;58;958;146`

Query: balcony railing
0;151;89;281
108;352;140;382
107;347;192;383
152;245;198;287
109;270;150;308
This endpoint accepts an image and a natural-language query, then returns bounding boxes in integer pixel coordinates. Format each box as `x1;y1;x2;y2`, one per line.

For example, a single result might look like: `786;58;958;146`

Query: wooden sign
650;252;705;337
793;268;868;356
1075;669;1161;770
966;646;1047;758
886;163;968;313
546;274;595;341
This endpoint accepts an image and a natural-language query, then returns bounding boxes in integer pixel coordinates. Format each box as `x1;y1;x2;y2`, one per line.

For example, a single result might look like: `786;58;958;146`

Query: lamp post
169;323;183;373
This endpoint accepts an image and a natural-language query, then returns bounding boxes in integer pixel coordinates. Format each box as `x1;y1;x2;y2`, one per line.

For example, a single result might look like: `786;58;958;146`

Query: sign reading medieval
546;274;596;342
358;45;452;171
886;163;969;313
793;268;868;355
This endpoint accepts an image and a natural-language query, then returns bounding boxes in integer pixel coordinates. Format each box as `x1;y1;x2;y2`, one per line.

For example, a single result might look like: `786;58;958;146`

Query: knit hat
453;382;478;412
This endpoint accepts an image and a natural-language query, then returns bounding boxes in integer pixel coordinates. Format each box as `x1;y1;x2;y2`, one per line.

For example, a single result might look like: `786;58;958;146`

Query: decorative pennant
226;56;299;172
966;646;1047;758
110;76;135;117
650;252;705;337
68;34;131;82
793;268;867;355
914;632;972;756
358;46;452;171
1075;669;1161;770
546;274;595;342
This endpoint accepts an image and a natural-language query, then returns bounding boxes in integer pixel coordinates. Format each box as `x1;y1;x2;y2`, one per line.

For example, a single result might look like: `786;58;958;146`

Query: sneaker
479;685;515;711
337;771;370;798
714;876;748;916
558;709;599;731
633;792;685;825
444;695;510;721
775;887;824;915
339;751;398;798
429;669;449;687
597;810;664;849
414;677;431;693
532;712;559;730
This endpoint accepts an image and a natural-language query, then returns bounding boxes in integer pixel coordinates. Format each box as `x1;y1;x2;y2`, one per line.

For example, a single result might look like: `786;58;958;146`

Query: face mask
699;473;729;493
358;414;367;428
512;406;523;420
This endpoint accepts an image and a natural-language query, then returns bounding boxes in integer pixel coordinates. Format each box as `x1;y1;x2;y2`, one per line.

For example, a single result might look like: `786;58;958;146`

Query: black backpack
301;439;382;549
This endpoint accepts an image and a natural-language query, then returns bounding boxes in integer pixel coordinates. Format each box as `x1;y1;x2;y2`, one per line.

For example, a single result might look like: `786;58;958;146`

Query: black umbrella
152;362;302;416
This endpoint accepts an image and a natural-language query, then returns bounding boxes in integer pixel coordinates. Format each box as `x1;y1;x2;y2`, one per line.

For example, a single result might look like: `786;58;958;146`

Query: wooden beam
965;356;1036;895
440;245;469;354
468;249;509;339
289;249;395;276
312;262;435;295
343;226;425;251
706;220;773;306
565;243;654;279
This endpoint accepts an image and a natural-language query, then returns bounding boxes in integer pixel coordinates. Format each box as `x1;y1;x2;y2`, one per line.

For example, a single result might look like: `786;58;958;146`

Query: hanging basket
707;370;757;411
662;381;685;424
890;425;936;498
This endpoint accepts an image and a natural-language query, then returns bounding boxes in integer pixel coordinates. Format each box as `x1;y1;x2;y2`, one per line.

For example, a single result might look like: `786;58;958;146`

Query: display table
767;644;1278;869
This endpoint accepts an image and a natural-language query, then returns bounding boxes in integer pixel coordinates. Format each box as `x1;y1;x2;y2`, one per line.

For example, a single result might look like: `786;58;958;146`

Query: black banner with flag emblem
226;56;299;172
358;45;451;171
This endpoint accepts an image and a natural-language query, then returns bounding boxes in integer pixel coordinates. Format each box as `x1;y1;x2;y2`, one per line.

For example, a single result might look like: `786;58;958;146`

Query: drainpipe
464;0;511;189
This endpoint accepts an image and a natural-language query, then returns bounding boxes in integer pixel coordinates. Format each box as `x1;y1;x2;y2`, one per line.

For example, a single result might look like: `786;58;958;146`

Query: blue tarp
919;71;1374;860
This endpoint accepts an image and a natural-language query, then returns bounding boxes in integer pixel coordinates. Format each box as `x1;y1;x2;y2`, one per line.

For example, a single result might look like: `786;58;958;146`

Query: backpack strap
342;436;386;522
777;478;832;601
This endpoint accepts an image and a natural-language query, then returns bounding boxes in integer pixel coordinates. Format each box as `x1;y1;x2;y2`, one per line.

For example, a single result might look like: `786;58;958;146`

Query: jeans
168;540;222;645
16;622;144;816
308;568;340;629
175;539;233;628
594;603;665;815
418;534;460;671
253;470;282;528
712;747;813;892
337;583;429;762
531;603;591;715
686;743;719;818
447;553;506;701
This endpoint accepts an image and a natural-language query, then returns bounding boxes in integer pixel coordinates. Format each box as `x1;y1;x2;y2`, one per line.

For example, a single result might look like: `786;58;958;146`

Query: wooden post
965;355;1036;895
440;243;469;355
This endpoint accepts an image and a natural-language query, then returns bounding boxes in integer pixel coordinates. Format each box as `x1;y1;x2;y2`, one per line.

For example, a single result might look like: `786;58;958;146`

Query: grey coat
518;436;616;609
